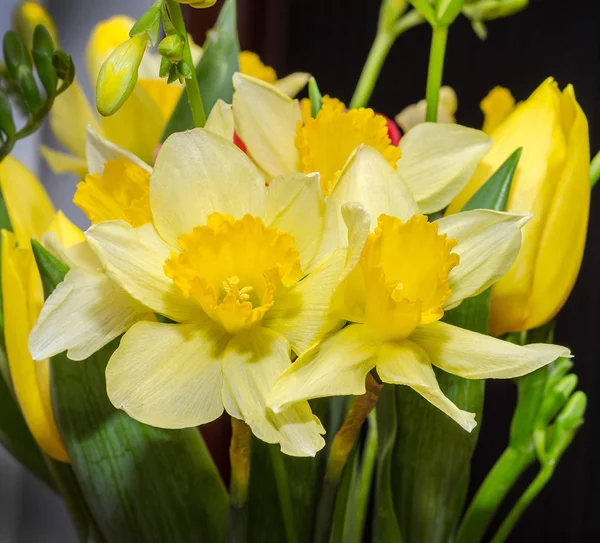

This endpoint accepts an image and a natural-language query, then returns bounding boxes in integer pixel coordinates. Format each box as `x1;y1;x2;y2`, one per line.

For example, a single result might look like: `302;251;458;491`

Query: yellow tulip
448;78;590;335
0;158;83;462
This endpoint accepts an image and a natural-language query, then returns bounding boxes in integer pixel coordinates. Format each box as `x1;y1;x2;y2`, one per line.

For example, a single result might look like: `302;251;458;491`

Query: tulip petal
435;210;530;309
397;123;491;214
410;321;570;379
106;322;227;428
273;72;311;98
29;269;152;361
85;125;152;176
233;73;301;178
331;145;419;232
205;99;234;140
268;324;380;413
86;221;203;322
223;327;325;457
151;128;267;246
376;340;477;431
39;145;87;176
0;157;54;245
481;87;516;135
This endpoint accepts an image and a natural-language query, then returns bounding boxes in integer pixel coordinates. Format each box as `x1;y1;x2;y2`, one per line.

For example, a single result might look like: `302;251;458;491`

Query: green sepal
161;0;240;140
33;242;229;543
53;50;75;93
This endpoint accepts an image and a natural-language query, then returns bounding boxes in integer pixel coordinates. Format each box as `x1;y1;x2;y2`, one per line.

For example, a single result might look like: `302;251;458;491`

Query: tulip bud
176;0;217;7
95;32;149;117
448;78;590;335
158;34;185;61
12;1;59;50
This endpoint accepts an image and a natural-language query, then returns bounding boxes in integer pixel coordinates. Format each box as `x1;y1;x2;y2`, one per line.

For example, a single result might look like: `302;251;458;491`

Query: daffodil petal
435;210;531;309
85;221;203;322
397;123;491;214
41;235;101;273
273;72;311;98
107;322;227;428
232;72;301;178
268;324;379;413
86;125;152;175
137;78;182;123
376;340;477;432
39;145;87;176
205;99;234;140
410;321;570;379
29;269;152;361
45;211;85;248
223;327;325;457
263;249;346;356
49;78;102;157
151;128;267;246
331;145;419;232
265;172;338;273
0;157;54;245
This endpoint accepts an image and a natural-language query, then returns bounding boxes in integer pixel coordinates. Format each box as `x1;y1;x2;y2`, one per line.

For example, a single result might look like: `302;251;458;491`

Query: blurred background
1;0;598;541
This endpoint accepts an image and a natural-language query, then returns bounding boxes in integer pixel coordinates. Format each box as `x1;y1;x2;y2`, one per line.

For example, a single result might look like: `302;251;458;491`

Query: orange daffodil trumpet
449;78;590;335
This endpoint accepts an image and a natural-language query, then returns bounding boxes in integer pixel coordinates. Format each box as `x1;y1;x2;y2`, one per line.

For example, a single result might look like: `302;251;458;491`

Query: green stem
350;10;425;109
590;149;600;188
454;446;536;543
228;418;252;543
490;466;554;543
355;412;378;540
166;0;206;127
425;25;449;122
270;447;298;543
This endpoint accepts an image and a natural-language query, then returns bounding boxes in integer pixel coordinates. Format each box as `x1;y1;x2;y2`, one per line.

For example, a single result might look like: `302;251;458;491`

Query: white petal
29;269;151;361
151;128;266;245
268;324;380;413
410;321;571;379
376;340;476;432
232;73;300;178
107;322;227;428
86;221;203;322
436;210;531;308
205;99;234;140
331;145;419;233
222;327;325;457
85;125;152;175
41;234;101;274
273;72;310;97
397;123;491;213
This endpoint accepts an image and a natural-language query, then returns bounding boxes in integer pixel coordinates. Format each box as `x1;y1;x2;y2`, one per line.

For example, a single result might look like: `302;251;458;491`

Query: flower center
360;214;459;342
239;51;277;83
73;159;152;227
295;102;402;196
165;213;302;334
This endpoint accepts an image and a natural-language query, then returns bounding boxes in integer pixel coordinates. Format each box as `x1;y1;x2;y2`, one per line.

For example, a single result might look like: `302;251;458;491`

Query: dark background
192;0;600;540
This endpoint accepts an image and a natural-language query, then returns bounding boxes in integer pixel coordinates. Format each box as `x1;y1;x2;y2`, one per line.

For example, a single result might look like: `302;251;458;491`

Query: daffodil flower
394;86;458;133
232;73;490;213
31;127;354;457
267;145;570;431
0;157;85;461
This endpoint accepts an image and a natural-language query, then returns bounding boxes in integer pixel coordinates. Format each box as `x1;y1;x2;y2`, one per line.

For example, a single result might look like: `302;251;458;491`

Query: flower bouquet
0;0;591;542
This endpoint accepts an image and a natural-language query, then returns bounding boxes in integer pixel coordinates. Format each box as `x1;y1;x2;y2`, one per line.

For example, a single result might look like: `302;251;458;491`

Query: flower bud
158;34;185;61
96;32;149;117
32;25;57;97
0;91;16;139
176;0;217;7
11;1;59;49
463;0;528;22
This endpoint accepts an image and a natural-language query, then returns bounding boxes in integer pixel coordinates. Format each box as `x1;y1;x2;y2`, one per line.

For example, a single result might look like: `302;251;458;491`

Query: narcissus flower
0;158;83;462
267;147;570;431
395;86;457;133
232;74;491;213
448;78;590;335
31;128;352;457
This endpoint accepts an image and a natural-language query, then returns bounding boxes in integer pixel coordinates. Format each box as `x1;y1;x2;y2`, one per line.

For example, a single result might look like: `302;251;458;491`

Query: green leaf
33;242;229;543
308;77;322;118
31;239;69;297
161;0;240;140
0;187;13;388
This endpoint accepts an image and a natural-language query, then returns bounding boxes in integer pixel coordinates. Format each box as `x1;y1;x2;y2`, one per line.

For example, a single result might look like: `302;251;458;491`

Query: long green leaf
33;241;229;543
0;186;13;388
378;147;522;543
161;0;240;140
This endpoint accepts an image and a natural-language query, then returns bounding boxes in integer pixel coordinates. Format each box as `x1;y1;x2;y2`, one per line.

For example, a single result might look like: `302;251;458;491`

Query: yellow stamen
239;51;277;83
165;213;302;334
295;104;401;196
73;159;151;227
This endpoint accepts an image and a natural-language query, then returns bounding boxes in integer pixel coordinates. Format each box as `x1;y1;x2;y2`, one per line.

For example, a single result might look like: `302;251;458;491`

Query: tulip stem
165;0;206;127
313;374;383;543
228;417;252;543
350;10;425;109
425;24;449;122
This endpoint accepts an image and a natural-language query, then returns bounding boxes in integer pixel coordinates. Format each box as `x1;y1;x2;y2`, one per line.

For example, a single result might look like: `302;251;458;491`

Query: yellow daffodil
232;74;490;212
395;86;458;133
448;78;590;335
267;146;570;431
0;157;84;462
41;15;183;174
31;127;353;457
